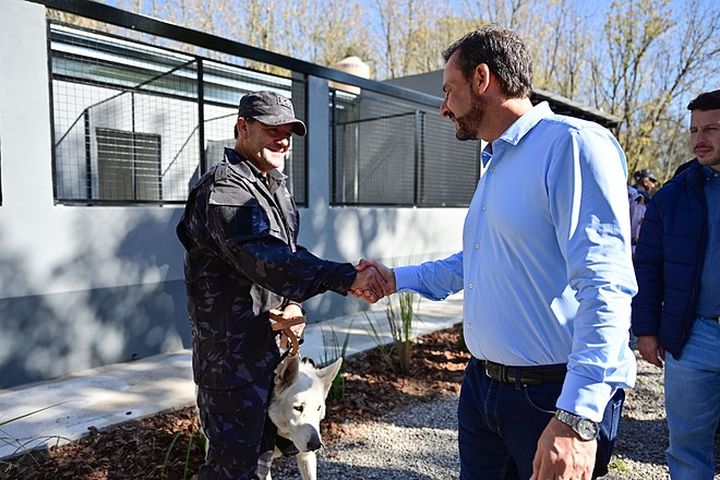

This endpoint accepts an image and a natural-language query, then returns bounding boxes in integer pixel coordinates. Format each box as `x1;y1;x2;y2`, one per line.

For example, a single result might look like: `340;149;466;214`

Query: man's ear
235;117;249;139
473;63;491;95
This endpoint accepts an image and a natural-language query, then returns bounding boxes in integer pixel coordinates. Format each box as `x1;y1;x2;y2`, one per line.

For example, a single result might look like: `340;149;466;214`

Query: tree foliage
589;0;720;177
61;0;720;181
372;0;480;78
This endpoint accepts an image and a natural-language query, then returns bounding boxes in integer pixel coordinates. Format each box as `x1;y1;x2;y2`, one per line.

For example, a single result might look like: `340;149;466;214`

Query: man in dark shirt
177;91;386;480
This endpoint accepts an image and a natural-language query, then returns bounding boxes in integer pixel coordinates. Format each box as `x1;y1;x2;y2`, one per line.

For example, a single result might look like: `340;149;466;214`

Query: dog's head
268;355;342;453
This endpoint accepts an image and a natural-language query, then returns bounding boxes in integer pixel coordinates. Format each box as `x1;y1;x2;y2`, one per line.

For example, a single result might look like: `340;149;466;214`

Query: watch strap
554;409;599;441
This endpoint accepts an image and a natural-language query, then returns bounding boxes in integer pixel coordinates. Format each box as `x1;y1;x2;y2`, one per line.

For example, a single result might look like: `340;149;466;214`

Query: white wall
0;0;467;388
0;1;183;296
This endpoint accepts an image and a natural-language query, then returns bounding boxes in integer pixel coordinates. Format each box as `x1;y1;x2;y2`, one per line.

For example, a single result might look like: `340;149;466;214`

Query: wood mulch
0;324;470;480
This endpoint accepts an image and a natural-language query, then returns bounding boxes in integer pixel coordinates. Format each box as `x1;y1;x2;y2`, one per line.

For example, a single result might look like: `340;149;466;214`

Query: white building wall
0;0;467;388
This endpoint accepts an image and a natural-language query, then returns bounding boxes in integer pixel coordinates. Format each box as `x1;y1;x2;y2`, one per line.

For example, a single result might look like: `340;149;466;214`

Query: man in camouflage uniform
177;91;386;480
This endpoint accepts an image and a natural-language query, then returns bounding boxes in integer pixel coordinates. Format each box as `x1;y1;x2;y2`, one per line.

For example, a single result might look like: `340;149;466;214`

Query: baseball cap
237;91;307;136
633;169;658;182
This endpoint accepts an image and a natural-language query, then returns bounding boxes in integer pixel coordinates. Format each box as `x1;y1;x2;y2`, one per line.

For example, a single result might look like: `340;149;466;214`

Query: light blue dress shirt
394;102;637;421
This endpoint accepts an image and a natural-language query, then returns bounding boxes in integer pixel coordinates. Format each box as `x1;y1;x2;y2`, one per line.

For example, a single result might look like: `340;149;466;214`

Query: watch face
577;419;599;440
555;410;599;441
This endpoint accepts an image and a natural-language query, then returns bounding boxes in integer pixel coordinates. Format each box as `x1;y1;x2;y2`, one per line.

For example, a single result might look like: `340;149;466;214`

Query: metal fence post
197;58;206;175
413;109;421;206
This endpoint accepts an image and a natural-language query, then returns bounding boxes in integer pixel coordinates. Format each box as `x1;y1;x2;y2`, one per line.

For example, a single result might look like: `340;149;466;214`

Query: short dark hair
442;25;533;99
687;90;720;111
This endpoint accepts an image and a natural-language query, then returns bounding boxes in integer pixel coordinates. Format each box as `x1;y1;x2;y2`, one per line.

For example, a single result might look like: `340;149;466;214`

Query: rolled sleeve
557;372;613;422
549;127;637;418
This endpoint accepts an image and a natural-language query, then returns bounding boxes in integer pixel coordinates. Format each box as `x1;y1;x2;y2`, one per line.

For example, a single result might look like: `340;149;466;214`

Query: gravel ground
274;353;720;479
273;393;460;479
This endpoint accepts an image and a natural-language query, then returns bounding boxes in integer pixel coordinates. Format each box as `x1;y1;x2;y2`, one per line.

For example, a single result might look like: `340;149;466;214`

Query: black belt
482;360;566;385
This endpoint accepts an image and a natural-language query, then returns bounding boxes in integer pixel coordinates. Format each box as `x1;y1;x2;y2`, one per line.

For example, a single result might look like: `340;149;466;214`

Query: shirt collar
481;102;552;168
703;164;720;179
223;147;287;186
495;101;553;147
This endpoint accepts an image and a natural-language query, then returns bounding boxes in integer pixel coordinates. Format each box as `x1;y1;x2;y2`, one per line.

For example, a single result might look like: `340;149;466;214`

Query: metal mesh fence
420;113;481;206
43;4;615;210
49;23;307;205
330;88;480;207
49;19;471;209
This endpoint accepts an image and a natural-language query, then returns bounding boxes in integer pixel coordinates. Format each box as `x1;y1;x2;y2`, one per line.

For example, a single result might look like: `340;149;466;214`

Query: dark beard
455;90;484;141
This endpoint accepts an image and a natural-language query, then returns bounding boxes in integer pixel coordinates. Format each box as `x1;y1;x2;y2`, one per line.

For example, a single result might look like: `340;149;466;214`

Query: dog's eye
293;405;304;413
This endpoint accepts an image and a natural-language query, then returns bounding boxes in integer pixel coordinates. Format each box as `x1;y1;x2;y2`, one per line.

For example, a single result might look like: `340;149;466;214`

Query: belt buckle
484;361;501;381
483;361;493;379
484;361;509;383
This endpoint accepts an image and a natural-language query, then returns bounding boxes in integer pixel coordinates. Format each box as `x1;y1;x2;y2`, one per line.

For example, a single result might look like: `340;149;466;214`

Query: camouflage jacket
177;148;356;389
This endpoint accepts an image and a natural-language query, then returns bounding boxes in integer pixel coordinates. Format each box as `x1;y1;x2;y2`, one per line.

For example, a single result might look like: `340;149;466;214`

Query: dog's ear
275;354;300;391
316;357;343;398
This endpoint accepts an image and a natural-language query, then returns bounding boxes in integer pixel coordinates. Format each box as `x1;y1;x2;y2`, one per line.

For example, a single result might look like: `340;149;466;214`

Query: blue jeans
458;357;623;479
665;317;720;480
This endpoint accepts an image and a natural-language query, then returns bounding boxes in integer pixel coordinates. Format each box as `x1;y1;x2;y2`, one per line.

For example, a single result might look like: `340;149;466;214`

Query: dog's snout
306;430;322;451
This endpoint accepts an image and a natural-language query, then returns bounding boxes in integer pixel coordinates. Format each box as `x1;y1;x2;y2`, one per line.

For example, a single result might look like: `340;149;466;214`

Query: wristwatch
554;409;599;441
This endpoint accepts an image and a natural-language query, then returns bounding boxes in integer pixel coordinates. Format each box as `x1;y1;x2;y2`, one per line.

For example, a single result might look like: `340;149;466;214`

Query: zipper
678;176;708;348
254;177;297;253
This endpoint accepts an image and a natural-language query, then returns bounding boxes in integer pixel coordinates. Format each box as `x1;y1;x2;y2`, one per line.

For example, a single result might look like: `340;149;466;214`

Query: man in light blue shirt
357;25;636;479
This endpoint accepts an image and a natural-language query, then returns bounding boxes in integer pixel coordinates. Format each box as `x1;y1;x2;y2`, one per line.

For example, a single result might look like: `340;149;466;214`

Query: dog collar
276;434;300;457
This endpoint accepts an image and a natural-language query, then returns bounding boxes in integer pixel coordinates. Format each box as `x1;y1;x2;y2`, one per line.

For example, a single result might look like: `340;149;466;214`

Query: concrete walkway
0;294;463;460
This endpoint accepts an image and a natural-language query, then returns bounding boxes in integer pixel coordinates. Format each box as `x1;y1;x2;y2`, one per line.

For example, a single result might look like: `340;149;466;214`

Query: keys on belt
482;360;566;385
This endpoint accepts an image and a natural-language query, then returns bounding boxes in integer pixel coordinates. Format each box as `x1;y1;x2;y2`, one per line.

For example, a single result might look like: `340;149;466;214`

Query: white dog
256;355;343;480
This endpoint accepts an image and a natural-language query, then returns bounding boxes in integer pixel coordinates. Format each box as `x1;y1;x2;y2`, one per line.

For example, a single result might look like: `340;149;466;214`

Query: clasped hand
349;258;397;303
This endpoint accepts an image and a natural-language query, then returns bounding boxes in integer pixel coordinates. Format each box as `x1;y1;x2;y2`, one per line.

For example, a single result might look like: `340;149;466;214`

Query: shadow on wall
0;209;189;389
0;240;71;388
0;199;441;388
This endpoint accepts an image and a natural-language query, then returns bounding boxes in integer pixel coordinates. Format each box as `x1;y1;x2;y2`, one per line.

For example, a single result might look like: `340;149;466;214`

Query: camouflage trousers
195;377;277;480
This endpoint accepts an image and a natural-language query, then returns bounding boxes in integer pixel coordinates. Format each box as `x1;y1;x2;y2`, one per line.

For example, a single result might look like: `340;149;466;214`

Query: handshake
349;259;396;303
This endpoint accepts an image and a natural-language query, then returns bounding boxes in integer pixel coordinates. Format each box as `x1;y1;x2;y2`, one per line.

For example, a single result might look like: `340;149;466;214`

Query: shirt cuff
326;262;358;296
556;372;614;422
393;265;420;292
